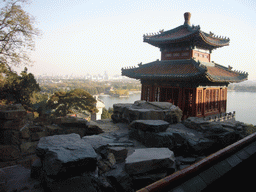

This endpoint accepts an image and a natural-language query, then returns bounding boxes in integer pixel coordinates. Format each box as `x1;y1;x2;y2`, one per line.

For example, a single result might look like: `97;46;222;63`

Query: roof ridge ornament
184;12;191;26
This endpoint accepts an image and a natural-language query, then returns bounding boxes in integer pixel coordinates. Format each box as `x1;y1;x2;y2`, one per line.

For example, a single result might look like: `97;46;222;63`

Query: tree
101;107;113;119
0;0;39;72
47;89;98;117
0;67;40;110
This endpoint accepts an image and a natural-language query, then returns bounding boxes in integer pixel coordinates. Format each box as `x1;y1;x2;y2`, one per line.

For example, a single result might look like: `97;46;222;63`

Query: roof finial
184;12;191;26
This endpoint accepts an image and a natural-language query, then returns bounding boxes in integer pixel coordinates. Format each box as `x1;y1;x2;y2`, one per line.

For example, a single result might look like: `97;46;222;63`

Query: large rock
54;116;88;127
112;101;182;124
45;124;63;136
88;120;119;134
143;131;176;148
183;117;211;131
36;133;97;179
0;164;41;192
20;126;30;139
82;135;115;152
108;147;128;163
129;126;188;154
105;163;134;192
125;148;175;175
45;174;107;192
0;145;20;161
186;137;215;155
130;120;169;133
0;130;21;145
20;141;38;154
0;119;26;130
0;104;27;120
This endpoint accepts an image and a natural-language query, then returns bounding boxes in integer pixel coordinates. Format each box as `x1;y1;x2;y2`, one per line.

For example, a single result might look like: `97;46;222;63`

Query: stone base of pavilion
0;104;253;192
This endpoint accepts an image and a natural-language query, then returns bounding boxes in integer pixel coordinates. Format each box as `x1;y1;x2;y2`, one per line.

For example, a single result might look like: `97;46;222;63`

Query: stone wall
0;104;103;169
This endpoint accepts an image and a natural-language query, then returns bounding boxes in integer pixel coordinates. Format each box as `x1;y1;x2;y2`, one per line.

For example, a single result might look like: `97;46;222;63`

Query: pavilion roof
143;13;230;49
121;59;248;83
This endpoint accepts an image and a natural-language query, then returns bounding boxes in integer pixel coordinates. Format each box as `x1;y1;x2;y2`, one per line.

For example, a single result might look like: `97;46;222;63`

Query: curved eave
143;26;230;48
143;33;197;47
205;73;248;83
204;63;248;83
121;59;207;80
121;72;205;81
143;25;200;47
199;32;230;47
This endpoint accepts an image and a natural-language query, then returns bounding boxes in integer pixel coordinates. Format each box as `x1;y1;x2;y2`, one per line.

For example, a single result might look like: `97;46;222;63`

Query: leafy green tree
0;0;39;71
47;89;98;117
101;107;113;119
0;67;40;110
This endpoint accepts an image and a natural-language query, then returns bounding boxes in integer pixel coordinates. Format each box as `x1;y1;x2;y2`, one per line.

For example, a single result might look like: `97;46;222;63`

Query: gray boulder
130;120;170;133
82;135;116;152
105;163;134;192
112;101;182;124
125;148;175;175
45;174;108;192
36;133;97;179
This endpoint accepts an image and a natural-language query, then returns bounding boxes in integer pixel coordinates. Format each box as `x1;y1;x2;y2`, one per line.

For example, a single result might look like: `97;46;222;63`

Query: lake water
99;91;256;125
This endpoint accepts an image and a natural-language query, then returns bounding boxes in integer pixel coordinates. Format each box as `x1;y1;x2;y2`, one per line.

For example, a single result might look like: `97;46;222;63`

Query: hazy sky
14;0;256;80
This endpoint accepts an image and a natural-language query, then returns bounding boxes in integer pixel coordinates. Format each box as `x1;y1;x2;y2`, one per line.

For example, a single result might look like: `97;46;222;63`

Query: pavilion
122;12;248;119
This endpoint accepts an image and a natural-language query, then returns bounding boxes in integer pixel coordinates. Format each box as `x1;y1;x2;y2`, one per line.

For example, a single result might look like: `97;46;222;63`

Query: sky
13;0;256;80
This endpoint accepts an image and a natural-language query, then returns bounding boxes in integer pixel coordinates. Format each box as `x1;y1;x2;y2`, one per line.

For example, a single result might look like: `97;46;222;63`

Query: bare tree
0;0;39;72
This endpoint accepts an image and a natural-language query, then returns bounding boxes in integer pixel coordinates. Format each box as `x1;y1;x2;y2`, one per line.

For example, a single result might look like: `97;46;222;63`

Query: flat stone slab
130;120;170;133
82;135;115;151
36;133;97;177
125;148;175;175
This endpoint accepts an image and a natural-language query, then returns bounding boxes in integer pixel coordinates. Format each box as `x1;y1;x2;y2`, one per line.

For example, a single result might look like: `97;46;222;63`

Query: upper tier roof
143;13;230;49
122;59;248;83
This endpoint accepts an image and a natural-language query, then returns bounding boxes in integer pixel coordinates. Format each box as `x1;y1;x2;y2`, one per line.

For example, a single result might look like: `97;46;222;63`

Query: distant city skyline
12;0;256;80
35;71;130;81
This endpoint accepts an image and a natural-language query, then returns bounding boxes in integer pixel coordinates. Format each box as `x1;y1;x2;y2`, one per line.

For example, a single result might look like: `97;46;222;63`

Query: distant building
104;70;109;80
105;86;114;94
91;95;105;120
122;12;248;120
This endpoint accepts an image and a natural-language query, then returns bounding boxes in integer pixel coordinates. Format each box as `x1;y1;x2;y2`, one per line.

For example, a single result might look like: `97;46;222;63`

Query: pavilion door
159;87;179;106
183;88;195;119
196;88;204;117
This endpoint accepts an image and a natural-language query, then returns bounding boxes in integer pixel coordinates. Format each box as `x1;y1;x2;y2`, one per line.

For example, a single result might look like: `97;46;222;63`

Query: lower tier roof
122;59;248;83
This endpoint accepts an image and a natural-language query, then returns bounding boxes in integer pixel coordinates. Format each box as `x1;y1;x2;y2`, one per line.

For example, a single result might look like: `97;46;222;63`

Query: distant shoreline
227;90;256;93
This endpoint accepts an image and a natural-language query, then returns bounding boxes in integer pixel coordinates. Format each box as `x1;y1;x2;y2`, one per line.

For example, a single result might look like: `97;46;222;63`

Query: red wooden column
203;88;206;117
141;84;145;100
192;88;197;116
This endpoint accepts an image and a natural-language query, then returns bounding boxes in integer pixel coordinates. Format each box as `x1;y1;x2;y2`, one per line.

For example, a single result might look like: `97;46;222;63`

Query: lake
99;91;256;125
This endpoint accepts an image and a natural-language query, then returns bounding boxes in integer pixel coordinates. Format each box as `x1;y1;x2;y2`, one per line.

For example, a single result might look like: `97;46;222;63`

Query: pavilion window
184;89;194;117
